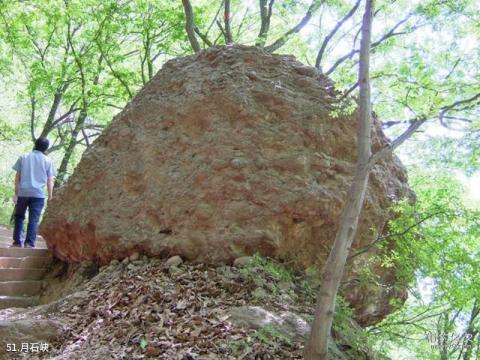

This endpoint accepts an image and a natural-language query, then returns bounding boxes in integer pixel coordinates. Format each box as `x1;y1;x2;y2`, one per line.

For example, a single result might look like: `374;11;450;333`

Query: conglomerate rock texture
41;45;412;325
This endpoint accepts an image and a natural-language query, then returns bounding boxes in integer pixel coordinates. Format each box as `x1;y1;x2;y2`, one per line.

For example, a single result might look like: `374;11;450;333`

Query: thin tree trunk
256;0;274;46
224;0;233;44
440;312;449;360
304;1;374;359
55;112;87;187
39;84;69;138
463;301;479;360
182;0;201;53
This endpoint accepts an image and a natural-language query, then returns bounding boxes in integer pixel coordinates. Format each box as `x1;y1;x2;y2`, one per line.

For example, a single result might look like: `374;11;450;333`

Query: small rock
121;257;130;265
132;260;144;266
222;269;240;280
233;256;252;267
176;300;187;310
253;277;266;288
110;259;120;266
293;64;318;77
226;306;310;340
246;71;258;81
129;252;140;261
166;255;183;267
169;266;183;275
145;346;161;357
278;281;292;291
252;287;268;299
230;158;251;168
266;282;276;292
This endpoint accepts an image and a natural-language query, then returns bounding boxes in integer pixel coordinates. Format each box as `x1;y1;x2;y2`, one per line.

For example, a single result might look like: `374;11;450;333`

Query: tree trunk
55;112;87;187
463;301;479;360
182;0;201;53
304;1;374;359
224;0;233;44
39;84;69;138
256;0;274;47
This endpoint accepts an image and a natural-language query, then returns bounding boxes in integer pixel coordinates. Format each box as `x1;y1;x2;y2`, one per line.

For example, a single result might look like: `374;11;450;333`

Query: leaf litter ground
11;256;319;359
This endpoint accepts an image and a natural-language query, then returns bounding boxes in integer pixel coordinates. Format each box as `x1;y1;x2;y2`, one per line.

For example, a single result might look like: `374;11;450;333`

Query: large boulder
41;46;411;324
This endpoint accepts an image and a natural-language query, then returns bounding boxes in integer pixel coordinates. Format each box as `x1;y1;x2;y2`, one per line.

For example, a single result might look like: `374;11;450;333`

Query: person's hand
12;195;17;205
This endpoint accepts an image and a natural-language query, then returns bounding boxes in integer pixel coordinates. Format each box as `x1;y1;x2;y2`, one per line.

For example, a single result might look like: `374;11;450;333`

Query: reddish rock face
40;46;412;325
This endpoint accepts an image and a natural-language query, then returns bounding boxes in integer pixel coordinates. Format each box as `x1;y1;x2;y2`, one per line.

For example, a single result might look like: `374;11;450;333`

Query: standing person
11;137;56;248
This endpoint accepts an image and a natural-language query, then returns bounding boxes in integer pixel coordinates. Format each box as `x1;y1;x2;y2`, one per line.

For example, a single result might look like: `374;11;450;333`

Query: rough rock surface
41;45;412;325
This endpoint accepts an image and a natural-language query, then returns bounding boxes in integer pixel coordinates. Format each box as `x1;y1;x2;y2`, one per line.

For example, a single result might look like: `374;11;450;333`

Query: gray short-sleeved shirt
12;150;56;198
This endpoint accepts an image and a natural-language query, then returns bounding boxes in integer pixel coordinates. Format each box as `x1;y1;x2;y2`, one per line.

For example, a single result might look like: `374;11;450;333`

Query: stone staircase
0;227;53;310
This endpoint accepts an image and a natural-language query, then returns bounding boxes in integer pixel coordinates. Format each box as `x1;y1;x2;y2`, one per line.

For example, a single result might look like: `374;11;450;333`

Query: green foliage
0;0;188;184
139;337;148;350
225;338;251;356
0;174;15;227
333;297;374;358
246;254;295;283
0;119;18;141
372;167;480;358
254;323;293;346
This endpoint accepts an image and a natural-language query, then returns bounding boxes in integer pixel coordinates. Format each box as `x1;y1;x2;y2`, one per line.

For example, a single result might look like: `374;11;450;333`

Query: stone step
0;295;38;309
0;227;14;238
0;281;43;296
0;256;52;269
0;247;50;258
0;268;46;281
0;238;47;248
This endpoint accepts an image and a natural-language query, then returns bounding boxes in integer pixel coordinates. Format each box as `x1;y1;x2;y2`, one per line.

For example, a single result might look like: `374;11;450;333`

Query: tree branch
96;40;134;99
368;117;427;167
326;14;414;76
439;92;480;123
316;0;361;70
205;0;225;37
264;0;322;53
216;19;227;41
51;105;81;128
40;82;70;138
348;211;446;260
194;27;213;47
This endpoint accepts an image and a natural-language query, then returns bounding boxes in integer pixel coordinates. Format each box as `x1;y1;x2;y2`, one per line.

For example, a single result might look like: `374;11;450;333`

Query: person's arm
46;159;56;201
47;176;54;201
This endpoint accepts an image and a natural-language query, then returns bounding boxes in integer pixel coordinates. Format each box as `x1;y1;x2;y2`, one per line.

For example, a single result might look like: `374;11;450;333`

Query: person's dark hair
34;137;50;153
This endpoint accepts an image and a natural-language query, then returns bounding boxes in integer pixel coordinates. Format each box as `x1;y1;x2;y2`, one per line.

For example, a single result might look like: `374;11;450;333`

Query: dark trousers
13;197;45;247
